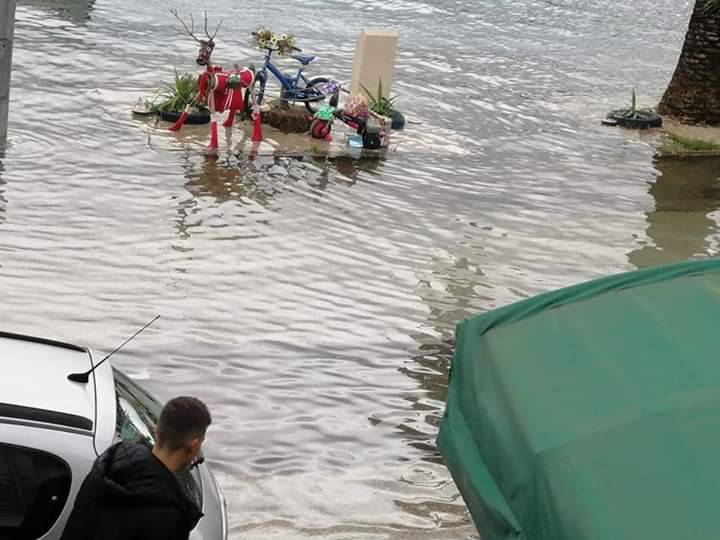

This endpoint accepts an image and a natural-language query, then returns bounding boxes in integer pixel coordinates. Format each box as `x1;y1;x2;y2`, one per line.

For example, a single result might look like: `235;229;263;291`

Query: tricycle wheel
310;118;332;139
304;77;330;114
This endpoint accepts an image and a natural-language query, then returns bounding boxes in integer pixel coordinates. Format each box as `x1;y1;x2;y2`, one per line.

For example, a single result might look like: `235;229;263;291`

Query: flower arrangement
253;28;295;55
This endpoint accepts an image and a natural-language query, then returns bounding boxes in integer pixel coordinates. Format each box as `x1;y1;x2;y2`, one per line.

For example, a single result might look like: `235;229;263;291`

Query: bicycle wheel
304;77;330;114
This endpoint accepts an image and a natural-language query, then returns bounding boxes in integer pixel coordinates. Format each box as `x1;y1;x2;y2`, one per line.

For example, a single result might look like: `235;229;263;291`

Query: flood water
2;0;718;537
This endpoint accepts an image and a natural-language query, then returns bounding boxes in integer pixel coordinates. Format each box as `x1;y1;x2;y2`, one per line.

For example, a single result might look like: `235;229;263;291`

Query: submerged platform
133;108;397;160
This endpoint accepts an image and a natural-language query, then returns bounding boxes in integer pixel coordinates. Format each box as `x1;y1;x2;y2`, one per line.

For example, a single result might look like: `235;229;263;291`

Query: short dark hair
155;396;211;451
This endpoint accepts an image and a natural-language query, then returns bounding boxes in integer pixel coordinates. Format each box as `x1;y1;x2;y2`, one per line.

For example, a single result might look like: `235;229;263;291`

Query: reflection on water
183;155;280;205
399;247;493;469
179;153;380;207
0;160;6;228
629;157;720;269
322;156;383;185
19;0;94;22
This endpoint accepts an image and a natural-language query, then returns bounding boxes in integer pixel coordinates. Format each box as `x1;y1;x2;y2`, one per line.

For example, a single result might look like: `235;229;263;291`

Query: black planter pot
160;110;211;125
614;115;663;129
390;110;406;130
606;109;662;129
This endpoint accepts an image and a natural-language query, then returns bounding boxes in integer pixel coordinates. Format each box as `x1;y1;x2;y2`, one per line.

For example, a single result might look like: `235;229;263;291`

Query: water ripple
1;0;710;537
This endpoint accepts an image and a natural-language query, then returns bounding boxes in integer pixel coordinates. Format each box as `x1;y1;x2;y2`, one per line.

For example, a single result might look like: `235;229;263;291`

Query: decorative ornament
314;104;336;121
227;73;241;88
344;95;369;119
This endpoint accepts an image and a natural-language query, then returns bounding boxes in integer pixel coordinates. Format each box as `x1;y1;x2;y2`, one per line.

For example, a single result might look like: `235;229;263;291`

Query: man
61;396;212;540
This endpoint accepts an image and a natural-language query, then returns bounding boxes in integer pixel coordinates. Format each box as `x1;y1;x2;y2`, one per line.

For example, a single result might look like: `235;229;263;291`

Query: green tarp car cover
437;259;720;540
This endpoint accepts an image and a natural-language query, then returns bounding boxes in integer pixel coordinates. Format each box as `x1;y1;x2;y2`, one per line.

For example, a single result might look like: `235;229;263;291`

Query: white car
0;331;227;540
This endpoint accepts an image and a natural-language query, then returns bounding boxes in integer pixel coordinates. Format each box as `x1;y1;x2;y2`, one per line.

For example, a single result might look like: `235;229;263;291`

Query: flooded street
2;0;718;537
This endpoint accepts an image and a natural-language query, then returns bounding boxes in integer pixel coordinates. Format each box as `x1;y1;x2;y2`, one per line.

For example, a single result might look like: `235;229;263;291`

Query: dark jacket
60;442;202;540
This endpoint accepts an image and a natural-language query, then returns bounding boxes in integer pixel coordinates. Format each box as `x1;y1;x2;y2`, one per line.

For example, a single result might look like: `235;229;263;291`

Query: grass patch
658;133;720;155
669;133;720;151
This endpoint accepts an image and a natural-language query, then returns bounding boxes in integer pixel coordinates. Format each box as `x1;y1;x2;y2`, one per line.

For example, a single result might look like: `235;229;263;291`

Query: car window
0;444;71;540
112;368;203;509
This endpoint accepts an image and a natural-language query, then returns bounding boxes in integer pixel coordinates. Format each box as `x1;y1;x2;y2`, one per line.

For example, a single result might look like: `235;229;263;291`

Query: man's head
154;396;211;470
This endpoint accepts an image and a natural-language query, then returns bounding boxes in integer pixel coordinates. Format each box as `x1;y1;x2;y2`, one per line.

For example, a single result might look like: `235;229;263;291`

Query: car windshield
112;368;203;509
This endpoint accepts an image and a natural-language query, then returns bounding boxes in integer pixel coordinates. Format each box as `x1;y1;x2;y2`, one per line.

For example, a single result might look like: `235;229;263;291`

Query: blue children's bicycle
246;31;335;114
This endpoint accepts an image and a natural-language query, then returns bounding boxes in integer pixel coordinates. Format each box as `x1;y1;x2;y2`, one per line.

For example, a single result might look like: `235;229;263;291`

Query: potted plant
604;89;662;129
151;70;210;125
360;79;405;130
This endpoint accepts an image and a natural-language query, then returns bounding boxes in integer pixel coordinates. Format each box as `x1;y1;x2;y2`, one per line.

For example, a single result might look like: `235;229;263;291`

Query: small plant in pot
604;89;662;129
151;70;210;125
360;79;405;130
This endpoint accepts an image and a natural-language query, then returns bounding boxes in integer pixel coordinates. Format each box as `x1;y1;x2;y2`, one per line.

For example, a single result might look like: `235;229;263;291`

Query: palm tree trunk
658;0;720;124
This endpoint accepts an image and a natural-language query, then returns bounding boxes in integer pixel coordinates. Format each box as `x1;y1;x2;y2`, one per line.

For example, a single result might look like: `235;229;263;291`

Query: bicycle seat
291;54;316;65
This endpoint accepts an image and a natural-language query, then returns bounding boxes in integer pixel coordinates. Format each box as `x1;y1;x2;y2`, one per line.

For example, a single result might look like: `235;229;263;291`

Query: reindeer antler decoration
170;8;202;43
170;9;222;43
203;10;222;41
